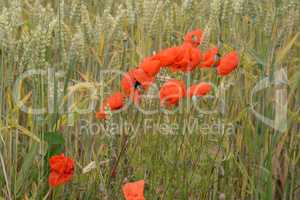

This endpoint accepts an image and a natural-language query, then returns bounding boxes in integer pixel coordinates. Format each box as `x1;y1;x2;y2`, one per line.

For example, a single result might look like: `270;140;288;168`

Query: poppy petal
167;43;201;72
107;92;124;111
200;47;219;68
187;82;212;97
132;68;154;90
152;47;181;67
121;71;135;95
159;80;186;106
184;29;203;47
48;154;74;188
140;57;161;77
217;51;239;76
122;180;145;200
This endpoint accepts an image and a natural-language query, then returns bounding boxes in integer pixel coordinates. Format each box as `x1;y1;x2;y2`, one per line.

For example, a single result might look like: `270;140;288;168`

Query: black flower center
134;81;141;89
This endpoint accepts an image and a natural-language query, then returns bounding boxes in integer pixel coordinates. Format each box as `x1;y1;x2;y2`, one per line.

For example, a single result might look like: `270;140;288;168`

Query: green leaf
42;131;65;146
47;145;64;157
42;132;65;170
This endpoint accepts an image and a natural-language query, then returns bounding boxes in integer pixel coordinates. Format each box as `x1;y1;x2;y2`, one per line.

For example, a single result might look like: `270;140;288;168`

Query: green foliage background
0;0;299;199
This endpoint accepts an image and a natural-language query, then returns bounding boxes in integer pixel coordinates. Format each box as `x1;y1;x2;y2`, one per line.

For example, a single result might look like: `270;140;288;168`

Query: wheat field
0;0;299;199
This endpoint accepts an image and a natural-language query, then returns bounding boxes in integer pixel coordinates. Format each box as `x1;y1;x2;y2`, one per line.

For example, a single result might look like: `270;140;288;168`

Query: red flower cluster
96;29;239;119
122;180;145;200
48;154;74;188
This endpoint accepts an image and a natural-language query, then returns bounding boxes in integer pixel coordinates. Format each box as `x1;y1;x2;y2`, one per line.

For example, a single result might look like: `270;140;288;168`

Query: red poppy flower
122;180;145;200
159;80;186;106
121;68;154;96
184;29;203;47
187;82;212;98
95;92;125;120
132;68;154;90
153;29;203;69
168;47;188;71
200;47;219;68
107;92;124;110
95;103;107;120
48;154;74;188
139;57;161;77
217;51;239;76
169;43;202;72
121;71;134;96
152;47;181;67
